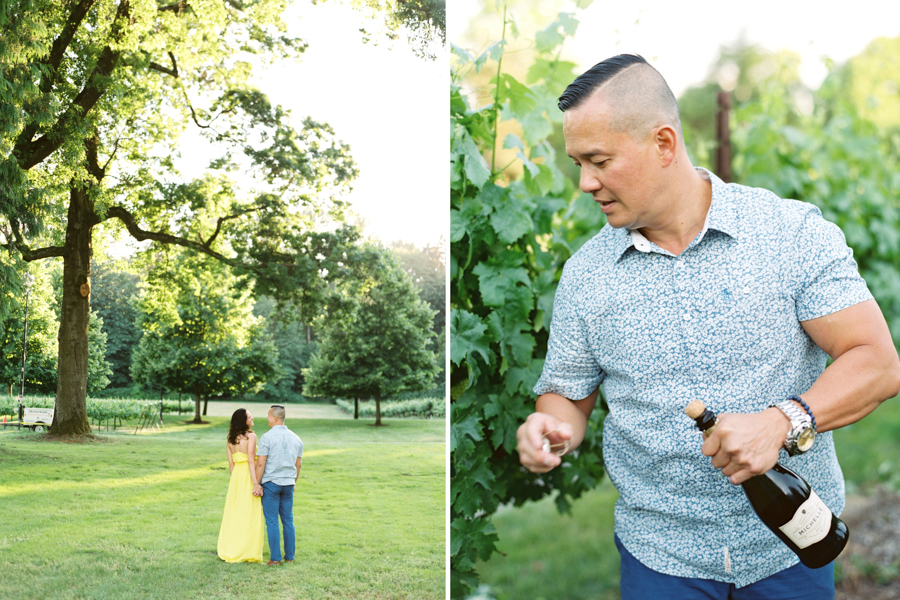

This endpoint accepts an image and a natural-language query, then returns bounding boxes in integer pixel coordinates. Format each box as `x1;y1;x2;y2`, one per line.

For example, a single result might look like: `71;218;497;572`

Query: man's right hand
516;412;574;473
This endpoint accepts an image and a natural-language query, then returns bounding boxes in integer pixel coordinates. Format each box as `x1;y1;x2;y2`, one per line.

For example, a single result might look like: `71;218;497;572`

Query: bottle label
778;489;831;549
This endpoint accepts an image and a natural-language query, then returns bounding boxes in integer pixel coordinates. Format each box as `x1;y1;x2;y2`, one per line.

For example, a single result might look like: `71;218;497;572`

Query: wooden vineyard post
716;90;732;183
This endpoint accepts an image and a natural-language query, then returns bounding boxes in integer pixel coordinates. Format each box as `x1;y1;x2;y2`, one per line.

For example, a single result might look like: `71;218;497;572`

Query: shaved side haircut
558;53;682;140
270;405;286;421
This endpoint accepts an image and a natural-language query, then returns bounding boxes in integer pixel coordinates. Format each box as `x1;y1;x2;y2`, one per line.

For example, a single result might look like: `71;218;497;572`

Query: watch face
797;428;816;452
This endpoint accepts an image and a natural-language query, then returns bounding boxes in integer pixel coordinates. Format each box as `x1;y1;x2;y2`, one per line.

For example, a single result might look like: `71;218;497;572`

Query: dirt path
835;488;900;600
196;400;351;420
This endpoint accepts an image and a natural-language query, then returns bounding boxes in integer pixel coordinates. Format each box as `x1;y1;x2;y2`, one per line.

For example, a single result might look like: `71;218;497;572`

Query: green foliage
86;310;113;393
450;6;608;597
304;245;439;423
822;36;900;133
335;397;445;418
247;295;317;402
90;260;141;388
130;250;281;418
1;0;366;433
327;0;446;60
1;261;112;395
731;83;900;345
0;395;168;422
0;267;57;395
678;40;811;172
392;240;447;385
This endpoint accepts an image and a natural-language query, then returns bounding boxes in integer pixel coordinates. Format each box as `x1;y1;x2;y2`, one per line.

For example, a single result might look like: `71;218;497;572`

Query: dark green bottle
685;400;849;569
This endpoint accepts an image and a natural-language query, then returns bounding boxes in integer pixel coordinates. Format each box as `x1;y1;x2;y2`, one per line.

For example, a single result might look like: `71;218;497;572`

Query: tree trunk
192;385;203;424
354;396;359;420
374;391;383;426
202;395;208;416
50;186;97;436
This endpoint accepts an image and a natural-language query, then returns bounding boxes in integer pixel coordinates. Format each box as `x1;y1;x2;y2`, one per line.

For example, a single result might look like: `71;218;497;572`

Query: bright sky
177;1;445;250
450;0;900;97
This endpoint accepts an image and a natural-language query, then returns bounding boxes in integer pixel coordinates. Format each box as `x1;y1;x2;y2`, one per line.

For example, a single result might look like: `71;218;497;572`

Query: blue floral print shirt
534;168;872;587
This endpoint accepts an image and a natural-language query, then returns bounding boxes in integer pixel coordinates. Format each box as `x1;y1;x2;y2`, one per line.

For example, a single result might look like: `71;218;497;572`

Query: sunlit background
450;0;900;98
117;0;445;257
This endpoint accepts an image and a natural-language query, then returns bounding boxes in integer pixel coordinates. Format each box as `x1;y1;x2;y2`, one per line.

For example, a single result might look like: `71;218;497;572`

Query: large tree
304;246;438;425
0;0;364;434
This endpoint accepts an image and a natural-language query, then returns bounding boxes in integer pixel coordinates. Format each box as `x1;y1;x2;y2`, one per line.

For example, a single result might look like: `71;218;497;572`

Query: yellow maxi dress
217;451;264;562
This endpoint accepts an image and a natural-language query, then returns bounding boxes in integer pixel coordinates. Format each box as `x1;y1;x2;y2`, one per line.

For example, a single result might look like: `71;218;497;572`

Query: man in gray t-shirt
256;405;304;565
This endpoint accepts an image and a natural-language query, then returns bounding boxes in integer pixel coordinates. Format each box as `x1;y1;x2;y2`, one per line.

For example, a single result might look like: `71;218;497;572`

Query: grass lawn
474;395;900;600
0;414;445;600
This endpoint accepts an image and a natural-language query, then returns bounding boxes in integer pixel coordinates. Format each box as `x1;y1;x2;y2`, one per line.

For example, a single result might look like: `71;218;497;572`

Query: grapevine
450;6;608;597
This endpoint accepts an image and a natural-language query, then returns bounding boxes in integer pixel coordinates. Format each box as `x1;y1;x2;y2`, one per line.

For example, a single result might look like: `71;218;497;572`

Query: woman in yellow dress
217;408;264;563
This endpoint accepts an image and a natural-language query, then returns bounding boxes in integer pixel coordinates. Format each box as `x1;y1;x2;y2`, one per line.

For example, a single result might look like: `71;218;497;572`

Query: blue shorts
615;535;835;600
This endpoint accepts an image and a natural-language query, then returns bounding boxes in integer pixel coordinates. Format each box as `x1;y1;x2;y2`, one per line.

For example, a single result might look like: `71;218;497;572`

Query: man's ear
656;125;677;167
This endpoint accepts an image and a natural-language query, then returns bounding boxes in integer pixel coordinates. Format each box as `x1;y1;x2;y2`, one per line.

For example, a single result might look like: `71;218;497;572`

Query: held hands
516;412;574;473
701;408;791;485
252;484;264;497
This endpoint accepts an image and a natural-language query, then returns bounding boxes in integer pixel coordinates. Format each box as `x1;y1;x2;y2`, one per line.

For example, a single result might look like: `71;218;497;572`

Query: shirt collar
615;167;739;258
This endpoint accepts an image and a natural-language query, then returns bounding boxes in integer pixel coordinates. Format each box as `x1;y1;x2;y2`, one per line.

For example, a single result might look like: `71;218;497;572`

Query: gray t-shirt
258;425;304;486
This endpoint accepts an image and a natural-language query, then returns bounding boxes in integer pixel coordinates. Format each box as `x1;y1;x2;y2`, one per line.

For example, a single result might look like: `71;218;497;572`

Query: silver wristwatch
770;400;816;456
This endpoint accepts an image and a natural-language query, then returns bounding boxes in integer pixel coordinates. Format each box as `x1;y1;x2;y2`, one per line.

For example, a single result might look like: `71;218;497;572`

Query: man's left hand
253;484;263;497
701;408;791;485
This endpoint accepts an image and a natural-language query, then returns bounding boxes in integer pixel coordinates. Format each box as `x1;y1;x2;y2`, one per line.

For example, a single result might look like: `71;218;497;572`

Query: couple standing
217;405;304;565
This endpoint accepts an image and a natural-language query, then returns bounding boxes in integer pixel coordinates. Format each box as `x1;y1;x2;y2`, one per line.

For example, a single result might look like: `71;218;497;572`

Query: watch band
770;399;815;456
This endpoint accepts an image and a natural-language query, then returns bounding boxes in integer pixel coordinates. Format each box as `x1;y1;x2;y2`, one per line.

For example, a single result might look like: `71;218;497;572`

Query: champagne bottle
684;400;849;569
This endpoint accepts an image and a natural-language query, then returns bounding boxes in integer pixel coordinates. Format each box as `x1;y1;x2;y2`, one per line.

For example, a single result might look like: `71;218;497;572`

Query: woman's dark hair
227;408;252;445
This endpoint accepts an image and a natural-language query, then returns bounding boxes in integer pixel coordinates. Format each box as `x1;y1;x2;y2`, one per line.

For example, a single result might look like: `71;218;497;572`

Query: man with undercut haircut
517;54;900;599
256;404;304;566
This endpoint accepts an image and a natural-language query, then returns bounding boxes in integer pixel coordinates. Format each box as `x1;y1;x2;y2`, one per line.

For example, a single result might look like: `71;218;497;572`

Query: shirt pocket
699;271;798;366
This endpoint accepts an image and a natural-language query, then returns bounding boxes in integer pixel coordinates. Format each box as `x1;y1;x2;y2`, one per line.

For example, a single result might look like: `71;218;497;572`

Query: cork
684;399;707;419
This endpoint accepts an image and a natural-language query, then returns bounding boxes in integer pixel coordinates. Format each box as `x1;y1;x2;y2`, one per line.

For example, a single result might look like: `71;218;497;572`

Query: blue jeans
261;482;295;562
616;535;834;600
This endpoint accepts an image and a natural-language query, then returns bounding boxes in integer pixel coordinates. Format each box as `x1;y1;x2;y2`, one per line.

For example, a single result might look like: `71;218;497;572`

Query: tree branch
180;86;213;129
17;0;131;170
84;133;105;181
159;1;190;13
106;206;246;269
204;208;260;248
7;219;66;261
14;0;99;151
44;0;99;91
149;51;179;77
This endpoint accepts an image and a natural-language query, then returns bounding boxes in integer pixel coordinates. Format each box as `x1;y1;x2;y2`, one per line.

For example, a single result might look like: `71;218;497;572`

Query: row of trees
2;238;445;425
450;3;900;597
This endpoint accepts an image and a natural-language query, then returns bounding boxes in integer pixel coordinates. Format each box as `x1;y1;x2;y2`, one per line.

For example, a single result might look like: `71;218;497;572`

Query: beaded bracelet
789;395;817;431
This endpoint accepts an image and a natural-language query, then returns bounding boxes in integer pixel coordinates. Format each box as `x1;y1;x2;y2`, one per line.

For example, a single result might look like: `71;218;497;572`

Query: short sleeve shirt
534;168;872;587
258;425;304;486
